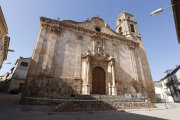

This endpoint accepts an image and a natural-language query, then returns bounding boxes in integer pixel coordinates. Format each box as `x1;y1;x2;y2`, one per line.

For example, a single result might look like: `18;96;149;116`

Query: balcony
165;91;171;96
164;81;174;86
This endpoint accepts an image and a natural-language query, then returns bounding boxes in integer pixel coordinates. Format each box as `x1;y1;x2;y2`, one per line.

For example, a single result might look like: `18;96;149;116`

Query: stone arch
89;62;110;95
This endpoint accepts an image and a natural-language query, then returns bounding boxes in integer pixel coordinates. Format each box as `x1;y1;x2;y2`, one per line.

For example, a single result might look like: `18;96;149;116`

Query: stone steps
24;94;156;112
55;101;156;112
74;94;142;102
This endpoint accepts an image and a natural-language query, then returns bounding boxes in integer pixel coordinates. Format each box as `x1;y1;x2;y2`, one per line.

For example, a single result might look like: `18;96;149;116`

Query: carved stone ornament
108;56;115;62
112;40;118;46
129;45;135;50
41;24;48;29
112;42;117;46
82;50;92;58
76;33;84;40
97;44;101;56
50;27;61;34
86;56;91;63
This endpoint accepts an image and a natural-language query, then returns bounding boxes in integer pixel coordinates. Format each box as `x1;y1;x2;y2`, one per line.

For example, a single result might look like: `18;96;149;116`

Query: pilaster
110;59;117;95
129;46;138;81
74;33;83;78
44;27;61;74
81;51;92;95
31;24;48;75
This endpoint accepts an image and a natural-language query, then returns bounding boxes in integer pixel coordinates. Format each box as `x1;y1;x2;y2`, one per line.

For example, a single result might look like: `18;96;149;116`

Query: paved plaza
0;92;180;120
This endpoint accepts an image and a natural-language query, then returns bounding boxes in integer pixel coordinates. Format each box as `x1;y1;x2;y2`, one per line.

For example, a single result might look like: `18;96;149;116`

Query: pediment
62;17;120;37
40;17;140;48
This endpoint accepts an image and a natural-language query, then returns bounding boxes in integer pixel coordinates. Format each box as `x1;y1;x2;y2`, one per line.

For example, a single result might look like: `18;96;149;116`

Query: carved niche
95;41;102;57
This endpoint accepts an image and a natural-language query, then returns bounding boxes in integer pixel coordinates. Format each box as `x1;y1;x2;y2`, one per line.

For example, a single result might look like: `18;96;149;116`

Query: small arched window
119;19;121;23
130;24;135;33
119;27;123;35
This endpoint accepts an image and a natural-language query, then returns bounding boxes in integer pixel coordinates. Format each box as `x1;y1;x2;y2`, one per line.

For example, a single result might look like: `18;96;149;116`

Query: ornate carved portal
81;35;118;95
92;67;105;94
81;51;117;95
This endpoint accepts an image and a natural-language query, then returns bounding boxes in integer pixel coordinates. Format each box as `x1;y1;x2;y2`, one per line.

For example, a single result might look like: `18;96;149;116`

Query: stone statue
97;44;101;56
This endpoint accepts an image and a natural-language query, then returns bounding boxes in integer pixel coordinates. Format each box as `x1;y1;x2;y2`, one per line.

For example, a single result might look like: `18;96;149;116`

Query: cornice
115;19;137;29
0;6;8;34
116;11;134;22
40;17;139;48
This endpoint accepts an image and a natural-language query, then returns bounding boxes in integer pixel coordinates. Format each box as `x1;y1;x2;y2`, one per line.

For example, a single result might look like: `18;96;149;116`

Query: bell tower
116;12;140;41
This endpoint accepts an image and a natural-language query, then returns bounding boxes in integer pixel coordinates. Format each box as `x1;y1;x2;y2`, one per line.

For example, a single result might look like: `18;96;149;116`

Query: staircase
55;94;156;112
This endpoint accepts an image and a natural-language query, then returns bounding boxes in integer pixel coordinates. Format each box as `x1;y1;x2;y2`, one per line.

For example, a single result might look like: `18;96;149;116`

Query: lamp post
150;2;180;16
3;62;11;64
1;49;15;52
162;89;168;109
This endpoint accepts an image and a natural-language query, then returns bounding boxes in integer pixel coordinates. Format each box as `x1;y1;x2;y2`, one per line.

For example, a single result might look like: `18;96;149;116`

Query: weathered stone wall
23;95;156;112
23;13;156;102
55;101;156;112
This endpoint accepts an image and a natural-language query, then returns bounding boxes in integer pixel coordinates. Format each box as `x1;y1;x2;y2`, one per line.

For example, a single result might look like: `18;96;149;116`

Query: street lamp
150;2;180;16
1;49;15;52
161;89;168;109
3;62;11;64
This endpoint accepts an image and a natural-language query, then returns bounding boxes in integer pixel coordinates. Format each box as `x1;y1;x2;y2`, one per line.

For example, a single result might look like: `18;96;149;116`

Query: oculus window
95;27;101;32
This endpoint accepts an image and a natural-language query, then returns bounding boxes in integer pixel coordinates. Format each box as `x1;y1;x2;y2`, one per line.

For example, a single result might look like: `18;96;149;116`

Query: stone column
31;24;48;75
32;24;47;61
74;34;83;78
44;28;61;74
92;36;95;56
138;47;147;88
108;82;111;95
102;39;106;58
108;62;112;95
84;56;90;95
129;46;138;81
111;60;117;95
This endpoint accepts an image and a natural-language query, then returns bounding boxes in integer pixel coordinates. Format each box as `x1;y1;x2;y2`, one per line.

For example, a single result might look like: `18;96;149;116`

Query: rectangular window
20;62;28;67
18;71;25;79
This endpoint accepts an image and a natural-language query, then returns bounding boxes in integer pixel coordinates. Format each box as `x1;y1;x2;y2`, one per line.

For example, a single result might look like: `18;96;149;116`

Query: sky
0;0;180;81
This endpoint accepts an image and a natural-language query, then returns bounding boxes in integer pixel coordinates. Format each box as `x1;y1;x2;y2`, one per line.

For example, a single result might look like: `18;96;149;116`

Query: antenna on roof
121;8;124;12
116;8;118;17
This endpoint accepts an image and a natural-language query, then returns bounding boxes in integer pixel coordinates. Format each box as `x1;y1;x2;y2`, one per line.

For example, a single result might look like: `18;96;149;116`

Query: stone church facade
25;12;156;101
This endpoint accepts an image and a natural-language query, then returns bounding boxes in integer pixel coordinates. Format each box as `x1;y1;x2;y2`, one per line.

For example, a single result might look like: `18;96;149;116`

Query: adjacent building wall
0;6;9;69
1;57;31;92
160;66;180;102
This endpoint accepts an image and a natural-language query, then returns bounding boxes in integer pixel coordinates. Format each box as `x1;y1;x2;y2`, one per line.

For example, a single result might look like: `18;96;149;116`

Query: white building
160;65;180;102
2;57;31;93
153;81;164;102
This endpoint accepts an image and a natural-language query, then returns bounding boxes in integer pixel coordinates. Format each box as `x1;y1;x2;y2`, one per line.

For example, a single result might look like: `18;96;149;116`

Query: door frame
91;65;108;95
92;67;106;94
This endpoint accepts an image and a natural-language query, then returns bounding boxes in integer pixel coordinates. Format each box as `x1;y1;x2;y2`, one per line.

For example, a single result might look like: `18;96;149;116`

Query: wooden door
92;67;105;94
